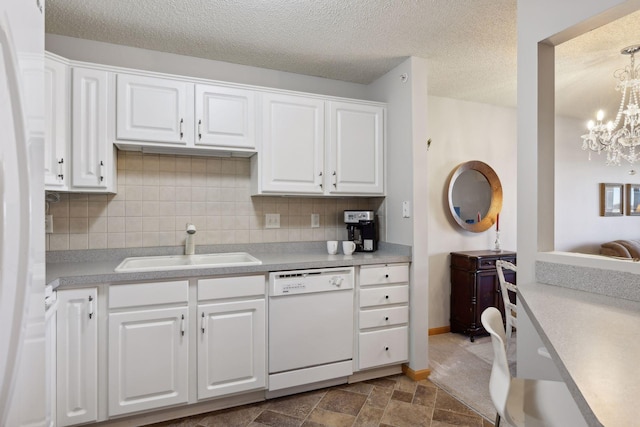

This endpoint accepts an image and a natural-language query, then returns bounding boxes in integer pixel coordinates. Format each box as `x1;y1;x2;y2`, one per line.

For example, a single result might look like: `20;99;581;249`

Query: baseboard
429;326;450;335
401;364;430;381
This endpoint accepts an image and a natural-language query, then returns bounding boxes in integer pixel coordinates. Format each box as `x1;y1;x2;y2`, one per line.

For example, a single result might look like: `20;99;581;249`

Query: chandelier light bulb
587;120;595;130
607;121;614;131
596;110;605;121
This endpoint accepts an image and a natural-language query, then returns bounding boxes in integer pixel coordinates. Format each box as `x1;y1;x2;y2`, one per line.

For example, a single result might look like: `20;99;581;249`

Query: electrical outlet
265;213;280;229
311;213;320;228
45;215;53;233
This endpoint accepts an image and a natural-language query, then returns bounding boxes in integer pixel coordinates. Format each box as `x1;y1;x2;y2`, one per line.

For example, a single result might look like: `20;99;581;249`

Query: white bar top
518;282;640;427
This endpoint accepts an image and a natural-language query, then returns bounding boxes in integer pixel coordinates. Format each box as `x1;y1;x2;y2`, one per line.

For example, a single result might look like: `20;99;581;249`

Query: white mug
326;240;338;255
342;240;356;255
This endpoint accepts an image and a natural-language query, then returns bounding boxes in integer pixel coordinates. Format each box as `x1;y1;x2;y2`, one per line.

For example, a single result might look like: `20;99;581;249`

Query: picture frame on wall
627;184;640;216
600;183;624;216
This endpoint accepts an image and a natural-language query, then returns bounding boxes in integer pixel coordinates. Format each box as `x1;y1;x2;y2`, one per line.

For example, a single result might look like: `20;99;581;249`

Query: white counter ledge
517;281;640;427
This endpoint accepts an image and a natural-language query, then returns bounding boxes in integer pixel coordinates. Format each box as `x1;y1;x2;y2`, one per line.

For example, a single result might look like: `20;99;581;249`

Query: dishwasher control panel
269;267;354;296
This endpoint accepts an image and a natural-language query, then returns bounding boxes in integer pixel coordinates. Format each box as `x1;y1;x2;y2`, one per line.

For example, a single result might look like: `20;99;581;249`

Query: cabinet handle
99;160;104;182
201;312;205;333
179;118;184;139
88;295;94;320
57;158;64;180
318;171;323;189
384;346;389;351
332;171;337;188
385;295;389;300
198;119;202;140
181;314;185;336
385;316;389;321
385;274;389;279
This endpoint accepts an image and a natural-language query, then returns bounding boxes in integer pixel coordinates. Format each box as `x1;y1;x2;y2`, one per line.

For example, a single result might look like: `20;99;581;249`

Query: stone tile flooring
149;375;494;427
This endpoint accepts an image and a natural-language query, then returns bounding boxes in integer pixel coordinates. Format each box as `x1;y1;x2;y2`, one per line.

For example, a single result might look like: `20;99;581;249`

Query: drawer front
358;326;408;370
109;280;189;309
360;285;408;308
198;275;265;301
359;306;409;329
360;264;409;286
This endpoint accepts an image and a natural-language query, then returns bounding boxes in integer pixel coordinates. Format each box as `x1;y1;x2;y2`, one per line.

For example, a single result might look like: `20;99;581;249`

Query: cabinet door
71;67;111;189
197;299;265;399
327;102;384;195
108;307;189;416
260;93;325;194
56;288;98;427
44;56;69;189
116;74;194;144
195;84;255;149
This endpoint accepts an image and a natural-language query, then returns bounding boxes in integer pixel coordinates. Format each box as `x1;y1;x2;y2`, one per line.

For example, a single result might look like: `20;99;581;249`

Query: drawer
109;280;188;309
359;285;408;308
358;326;408;370
198;275;265;301
359;306;408;329
360;264;409;286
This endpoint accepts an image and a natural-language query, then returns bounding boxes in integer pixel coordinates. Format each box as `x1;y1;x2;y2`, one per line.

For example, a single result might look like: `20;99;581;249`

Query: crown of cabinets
45;52;385;196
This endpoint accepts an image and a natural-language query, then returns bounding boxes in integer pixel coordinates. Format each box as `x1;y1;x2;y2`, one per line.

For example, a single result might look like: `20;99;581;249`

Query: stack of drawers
357;263;410;370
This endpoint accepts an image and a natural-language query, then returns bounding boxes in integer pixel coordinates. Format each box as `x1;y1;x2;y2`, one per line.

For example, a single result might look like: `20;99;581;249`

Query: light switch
265;213;280;229
402;201;411;218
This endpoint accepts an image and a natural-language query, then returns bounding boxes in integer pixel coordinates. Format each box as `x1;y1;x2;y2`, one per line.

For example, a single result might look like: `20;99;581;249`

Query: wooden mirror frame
447;160;503;232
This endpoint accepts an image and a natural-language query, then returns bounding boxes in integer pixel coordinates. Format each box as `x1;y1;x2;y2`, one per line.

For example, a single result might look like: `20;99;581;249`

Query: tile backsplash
46;151;385;251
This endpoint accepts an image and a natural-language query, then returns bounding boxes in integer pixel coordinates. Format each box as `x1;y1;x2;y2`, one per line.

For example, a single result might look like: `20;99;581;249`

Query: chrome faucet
185;223;196;255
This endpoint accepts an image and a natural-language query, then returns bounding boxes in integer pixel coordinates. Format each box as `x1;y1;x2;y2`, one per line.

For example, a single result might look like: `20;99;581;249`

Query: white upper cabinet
116;74;194;145
195;84;256;149
257;93;325;194
115;74;256;154
44;55;69;190
252;95;384;196
71;67;116;191
327;101;384;195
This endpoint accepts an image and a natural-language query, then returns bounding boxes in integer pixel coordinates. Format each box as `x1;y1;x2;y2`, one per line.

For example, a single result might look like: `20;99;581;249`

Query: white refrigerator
0;0;46;426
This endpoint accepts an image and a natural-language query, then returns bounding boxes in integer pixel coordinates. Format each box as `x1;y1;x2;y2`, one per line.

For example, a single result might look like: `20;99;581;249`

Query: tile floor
149;375;494;427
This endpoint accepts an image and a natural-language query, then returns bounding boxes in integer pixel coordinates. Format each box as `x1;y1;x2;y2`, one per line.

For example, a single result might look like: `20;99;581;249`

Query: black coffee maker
344;210;377;252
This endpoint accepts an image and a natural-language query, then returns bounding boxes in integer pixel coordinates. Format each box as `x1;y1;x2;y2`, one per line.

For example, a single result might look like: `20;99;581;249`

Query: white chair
481;307;586;427
495;259;517;347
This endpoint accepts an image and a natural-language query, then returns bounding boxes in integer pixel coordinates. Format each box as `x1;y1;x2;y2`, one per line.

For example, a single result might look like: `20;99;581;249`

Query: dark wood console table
450;250;516;341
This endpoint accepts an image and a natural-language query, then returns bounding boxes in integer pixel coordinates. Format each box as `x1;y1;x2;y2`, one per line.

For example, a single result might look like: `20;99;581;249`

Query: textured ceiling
45;0;640;120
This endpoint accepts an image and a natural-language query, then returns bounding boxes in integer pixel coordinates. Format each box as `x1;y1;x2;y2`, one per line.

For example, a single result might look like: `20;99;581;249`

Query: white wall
427;96;517;328
368;57;429;372
555;115;640;253
45;34;371;100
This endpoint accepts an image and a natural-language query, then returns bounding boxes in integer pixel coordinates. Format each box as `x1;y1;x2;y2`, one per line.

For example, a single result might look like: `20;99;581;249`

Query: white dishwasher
268;267;354;395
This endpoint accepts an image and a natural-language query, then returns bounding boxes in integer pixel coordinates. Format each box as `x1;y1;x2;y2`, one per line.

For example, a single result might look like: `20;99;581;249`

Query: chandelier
581;44;640;165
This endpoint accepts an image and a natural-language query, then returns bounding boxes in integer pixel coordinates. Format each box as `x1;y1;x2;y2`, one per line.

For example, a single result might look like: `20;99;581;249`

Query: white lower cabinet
197;275;266;399
56;288;98;427
107;280;189;417
197;299;266;399
108;306;189;416
356;264;410;371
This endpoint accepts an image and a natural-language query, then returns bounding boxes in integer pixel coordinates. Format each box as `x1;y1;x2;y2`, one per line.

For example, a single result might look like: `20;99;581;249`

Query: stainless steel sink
115;252;262;272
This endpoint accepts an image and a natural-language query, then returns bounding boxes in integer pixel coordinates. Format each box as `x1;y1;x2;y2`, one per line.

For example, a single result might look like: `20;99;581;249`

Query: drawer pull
385;274;389;278
385;346;389;351
385;316;389;321
385;295;389;299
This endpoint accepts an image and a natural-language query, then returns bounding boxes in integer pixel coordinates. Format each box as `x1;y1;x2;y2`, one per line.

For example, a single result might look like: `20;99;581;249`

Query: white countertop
518;282;640;427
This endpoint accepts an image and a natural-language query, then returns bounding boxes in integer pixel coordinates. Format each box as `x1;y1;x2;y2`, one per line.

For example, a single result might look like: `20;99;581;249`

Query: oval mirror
447;161;503;232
